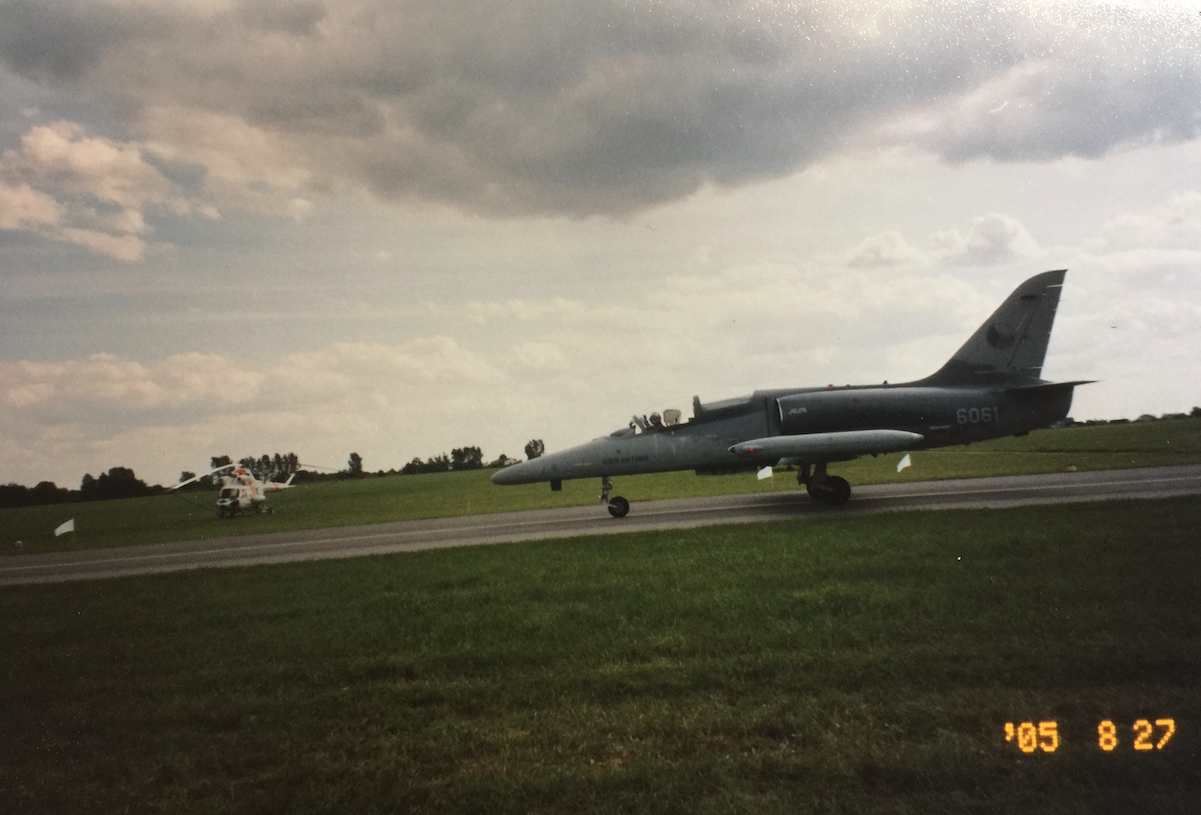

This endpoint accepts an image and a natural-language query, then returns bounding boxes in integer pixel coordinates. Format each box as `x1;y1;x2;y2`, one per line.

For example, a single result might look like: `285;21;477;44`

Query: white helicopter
171;464;296;518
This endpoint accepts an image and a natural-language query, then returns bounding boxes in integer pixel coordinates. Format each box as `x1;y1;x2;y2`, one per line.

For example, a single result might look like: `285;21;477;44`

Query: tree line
0;466;162;509
397;440;542;475
0;440;546;509
177;453;301;487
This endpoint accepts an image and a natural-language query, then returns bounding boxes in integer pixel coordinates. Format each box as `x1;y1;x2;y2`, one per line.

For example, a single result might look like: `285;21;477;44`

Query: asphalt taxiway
3;465;1200;586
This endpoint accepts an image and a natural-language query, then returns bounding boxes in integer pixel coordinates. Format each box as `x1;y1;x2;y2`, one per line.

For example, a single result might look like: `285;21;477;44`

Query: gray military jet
492;269;1088;517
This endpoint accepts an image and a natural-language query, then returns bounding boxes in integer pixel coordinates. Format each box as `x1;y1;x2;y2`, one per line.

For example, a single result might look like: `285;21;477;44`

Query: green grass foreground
5;417;1201;554
2;498;1199;813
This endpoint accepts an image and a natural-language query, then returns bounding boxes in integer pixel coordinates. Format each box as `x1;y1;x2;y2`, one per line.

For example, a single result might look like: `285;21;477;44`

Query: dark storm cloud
1;0;1198;217
0;0;164;82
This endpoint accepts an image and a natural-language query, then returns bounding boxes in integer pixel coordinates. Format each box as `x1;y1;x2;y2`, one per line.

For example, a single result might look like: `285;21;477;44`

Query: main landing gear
797;462;852;507
600;476;630;518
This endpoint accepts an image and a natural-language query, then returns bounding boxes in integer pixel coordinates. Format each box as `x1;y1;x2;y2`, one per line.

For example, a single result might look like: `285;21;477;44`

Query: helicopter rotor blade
168;463;235;491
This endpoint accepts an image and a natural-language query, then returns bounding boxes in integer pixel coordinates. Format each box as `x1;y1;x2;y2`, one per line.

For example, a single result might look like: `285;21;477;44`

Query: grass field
2;497;1198;813
5;417;1201;555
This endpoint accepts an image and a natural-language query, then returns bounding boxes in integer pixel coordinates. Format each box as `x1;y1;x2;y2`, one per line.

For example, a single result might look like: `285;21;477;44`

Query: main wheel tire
607;496;630;518
826;475;851;506
806;476;852;506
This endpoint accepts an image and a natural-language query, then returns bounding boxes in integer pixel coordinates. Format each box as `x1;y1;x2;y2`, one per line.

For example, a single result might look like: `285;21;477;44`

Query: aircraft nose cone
492;456;551;485
491;464;528;485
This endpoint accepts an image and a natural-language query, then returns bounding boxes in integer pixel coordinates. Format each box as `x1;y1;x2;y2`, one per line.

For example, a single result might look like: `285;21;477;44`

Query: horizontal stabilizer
1005;380;1095;393
730;429;925;459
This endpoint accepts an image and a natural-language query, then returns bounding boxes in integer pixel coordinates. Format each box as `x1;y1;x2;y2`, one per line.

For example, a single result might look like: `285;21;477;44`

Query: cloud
842;230;921;268
1;1;1198;222
139;107;312;217
269;339;500;402
0;337;507;484
1096;191;1201;251
929;213;1040;266
0;352;262;413
0;121;201;259
508;342;567;376
460;264;990;390
881;18;1201;163
0;180;61;229
0;339;496;418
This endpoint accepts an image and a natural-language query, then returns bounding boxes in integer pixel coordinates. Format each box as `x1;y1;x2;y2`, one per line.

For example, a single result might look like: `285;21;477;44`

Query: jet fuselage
491;269;1086;514
491;381;1075;485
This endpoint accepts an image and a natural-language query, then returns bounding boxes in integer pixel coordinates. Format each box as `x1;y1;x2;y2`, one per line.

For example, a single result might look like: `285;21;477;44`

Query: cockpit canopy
606;392;756;437
609;407;684;436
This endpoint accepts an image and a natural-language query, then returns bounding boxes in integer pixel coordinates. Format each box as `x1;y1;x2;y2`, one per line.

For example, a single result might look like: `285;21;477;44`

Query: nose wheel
607;496;630;518
600;477;630;518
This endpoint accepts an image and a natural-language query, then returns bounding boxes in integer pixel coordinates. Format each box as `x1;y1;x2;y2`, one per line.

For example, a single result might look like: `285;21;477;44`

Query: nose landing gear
600;476;630;518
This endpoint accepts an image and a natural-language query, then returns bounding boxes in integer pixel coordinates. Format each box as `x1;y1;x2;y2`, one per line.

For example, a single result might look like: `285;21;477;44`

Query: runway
3;464;1200;586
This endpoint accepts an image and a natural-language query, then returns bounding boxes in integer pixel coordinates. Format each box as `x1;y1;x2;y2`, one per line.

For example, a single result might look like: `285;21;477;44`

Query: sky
1;0;1200;488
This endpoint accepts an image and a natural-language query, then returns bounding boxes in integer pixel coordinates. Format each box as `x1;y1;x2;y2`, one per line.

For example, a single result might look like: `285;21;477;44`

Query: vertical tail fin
924;270;1066;385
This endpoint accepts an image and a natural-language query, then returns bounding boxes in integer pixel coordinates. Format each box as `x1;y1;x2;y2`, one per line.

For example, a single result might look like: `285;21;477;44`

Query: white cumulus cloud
929;213;1041;267
0;180;61;229
0;338;506;485
842;230;921;268
0;121;204;260
1096;191;1201;251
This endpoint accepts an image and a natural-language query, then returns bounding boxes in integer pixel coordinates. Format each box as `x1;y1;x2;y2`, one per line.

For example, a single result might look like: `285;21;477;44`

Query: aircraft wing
729;429;924;459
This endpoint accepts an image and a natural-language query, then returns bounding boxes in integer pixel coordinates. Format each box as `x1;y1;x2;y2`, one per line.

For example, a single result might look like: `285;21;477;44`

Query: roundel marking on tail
986;323;1016;349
